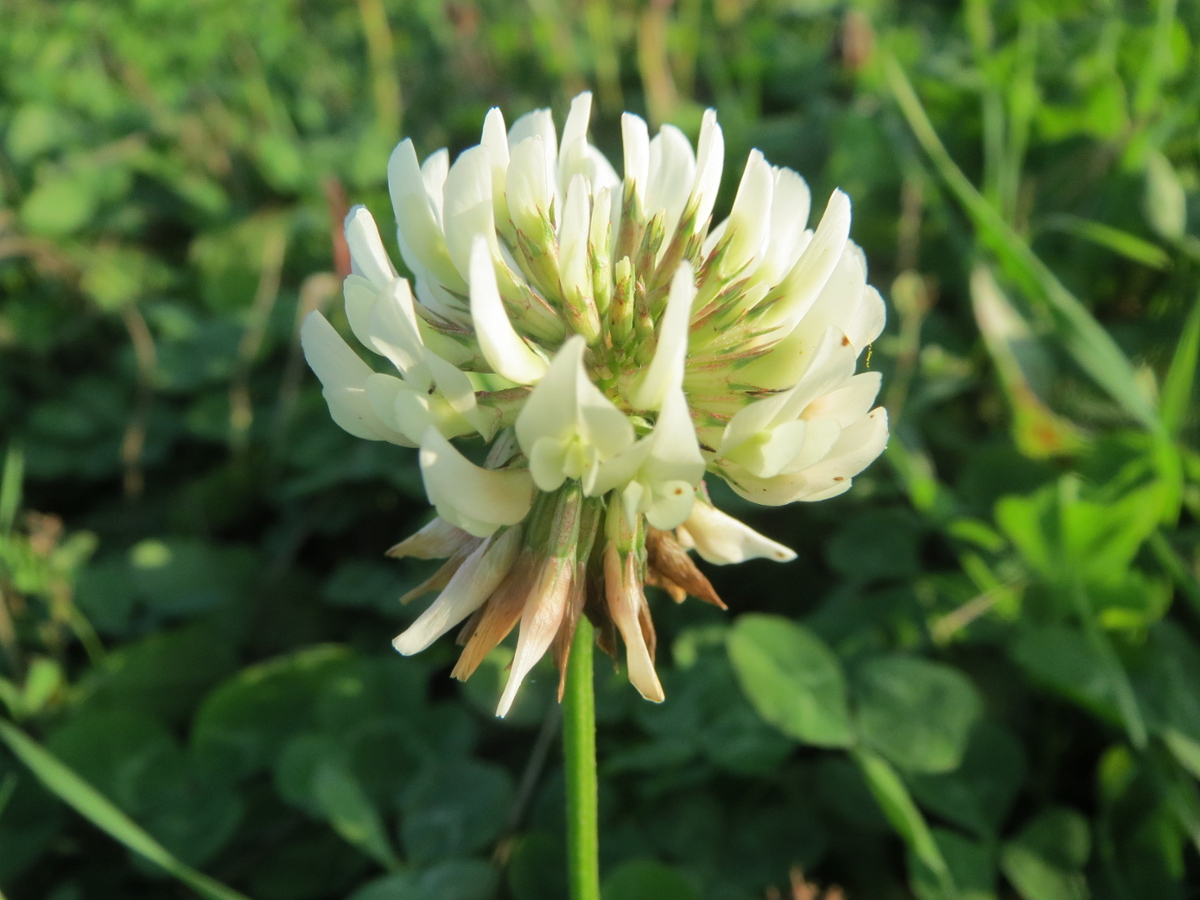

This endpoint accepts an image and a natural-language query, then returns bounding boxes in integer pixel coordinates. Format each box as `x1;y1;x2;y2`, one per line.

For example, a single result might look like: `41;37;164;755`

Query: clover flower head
302;92;888;715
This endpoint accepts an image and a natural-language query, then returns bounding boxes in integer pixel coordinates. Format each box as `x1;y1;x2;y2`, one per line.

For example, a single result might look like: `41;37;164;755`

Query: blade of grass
0;446;23;534
1037;214;1171;270
0;719;254;900
1161;295;1200;437
884;52;1161;432
854;748;958;898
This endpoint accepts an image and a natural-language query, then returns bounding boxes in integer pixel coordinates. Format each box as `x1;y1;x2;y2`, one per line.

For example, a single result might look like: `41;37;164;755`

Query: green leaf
601;860;699;900
1161;297;1200;438
911;829;997;900
192;645;353;779
0;720;252;900
908;721;1026;839
19;174;95;237
313;759;398;869
1144;151;1187;242
855;748;954;895
853;655;981;773
399;759;514;863
347;861;498;900
727;614;853;747
1000;807;1090;900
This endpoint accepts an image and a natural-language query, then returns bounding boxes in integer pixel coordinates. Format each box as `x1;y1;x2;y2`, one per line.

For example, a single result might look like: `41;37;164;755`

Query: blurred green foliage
1;0;1200;898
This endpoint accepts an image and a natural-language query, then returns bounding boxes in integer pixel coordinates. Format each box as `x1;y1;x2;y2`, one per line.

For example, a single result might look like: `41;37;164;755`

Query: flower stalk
562;615;600;900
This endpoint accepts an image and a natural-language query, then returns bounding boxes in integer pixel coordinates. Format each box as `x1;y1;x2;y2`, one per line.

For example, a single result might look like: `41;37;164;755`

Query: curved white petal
367;278;426;375
760;189;852;334
721;149;774;276
393;526;522;655
480;108;511;225
803;372;882;427
559;174;592;304
387;139;465;291
646;125;696;242
507;108;558;197
689;108;724;229
756;167;811;284
420;149;450;228
630;263;695;410
515;336;634;489
621;113;650;200
468;237;548;385
344;205;397;289
442;145;498;277
723;407;888;506
419;427;535;536
506;135;556;241
343;274;379;350
677;502;796;564
301;312;411;444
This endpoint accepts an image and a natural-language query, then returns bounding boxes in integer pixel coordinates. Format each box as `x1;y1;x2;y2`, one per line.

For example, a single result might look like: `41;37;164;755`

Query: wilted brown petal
450;550;536;681
398;538;482;604
386;517;476;559
646;527;726;609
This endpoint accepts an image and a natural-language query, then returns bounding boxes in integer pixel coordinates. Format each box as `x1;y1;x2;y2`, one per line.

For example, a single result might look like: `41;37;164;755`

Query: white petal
742;247;866;390
388;139;465;291
645;482;696;531
480;108;511;224
506;135;555;239
442;145;497;277
507;108;558;198
721;149;774;275
420;149;450;228
803;372;882;427
621;113;650;199
301;312;410;444
756;167;811;284
689;108;724;229
644;386;705;483
343;274;379;350
424;351;489;436
561;93;593;158
468;237;548;385
344;205;397;289
558;174;592;303
367;278;426;374
393;527;522;655
646;125;696;241
724;407;888;506
760;189;852;334
419;427;535;536
515;336;634;470
678;502;796;564
630;263;695;410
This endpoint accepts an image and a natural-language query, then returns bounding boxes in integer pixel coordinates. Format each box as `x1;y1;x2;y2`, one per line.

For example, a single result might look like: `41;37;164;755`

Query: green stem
562;616;600;900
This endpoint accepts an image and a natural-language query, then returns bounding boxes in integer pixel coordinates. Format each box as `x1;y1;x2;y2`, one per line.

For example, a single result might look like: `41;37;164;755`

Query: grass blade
0;719;254;900
884;52;1161;432
1037;215;1171;270
1160;295;1200;437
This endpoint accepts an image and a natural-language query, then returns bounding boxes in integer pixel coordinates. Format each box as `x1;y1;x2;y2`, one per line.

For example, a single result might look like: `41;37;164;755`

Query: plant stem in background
562;616;600;900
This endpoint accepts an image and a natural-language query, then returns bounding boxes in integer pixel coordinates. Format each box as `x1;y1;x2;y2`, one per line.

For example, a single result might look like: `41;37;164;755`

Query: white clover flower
302;92;888;715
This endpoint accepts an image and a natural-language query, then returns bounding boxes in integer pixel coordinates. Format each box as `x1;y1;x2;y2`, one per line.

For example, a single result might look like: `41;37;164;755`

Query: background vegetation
1;0;1199;898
